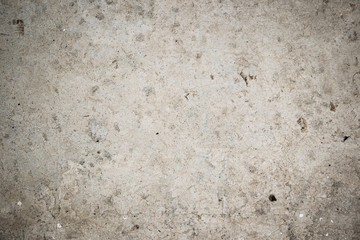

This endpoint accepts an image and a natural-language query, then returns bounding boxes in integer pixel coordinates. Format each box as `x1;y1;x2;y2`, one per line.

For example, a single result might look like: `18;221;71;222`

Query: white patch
319;217;323;221
299;213;304;218
57;223;62;228
90;122;108;142
325;233;329;236
17;201;22;206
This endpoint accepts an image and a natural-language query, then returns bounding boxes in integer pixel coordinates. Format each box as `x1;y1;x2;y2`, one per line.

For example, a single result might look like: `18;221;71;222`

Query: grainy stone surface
0;0;359;239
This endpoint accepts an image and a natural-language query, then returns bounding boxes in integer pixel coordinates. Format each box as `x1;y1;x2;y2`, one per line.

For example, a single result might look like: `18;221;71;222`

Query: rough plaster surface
0;0;360;239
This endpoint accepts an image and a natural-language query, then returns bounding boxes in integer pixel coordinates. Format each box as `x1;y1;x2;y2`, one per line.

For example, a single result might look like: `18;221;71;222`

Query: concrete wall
0;0;359;239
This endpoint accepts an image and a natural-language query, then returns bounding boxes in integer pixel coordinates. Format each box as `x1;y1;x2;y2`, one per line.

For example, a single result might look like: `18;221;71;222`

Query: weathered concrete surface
0;0;359;239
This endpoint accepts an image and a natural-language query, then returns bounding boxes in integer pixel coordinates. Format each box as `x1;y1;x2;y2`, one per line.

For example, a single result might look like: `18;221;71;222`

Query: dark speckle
248;165;256;173
156;132;159;135
96;12;105;20
342;136;350;142
240;71;248;86
297;117;307;132
349;31;357;41
42;133;48;141
210;74;214;80
114;123;120;132
91;86;99;94
330;102;336;112
184;93;190;100
269;194;277;202
143;86;155;96
131;224;140;231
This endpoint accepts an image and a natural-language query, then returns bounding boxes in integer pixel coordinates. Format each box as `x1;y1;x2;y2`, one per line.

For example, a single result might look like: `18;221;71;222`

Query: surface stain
330;102;336;112
297;117;307;132
12;19;24;36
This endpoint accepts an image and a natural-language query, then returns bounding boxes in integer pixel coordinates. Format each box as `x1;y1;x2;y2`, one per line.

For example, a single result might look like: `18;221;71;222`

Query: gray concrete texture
0;0;359;239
